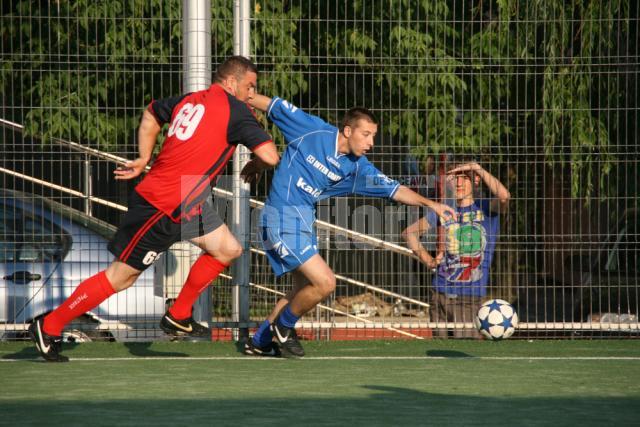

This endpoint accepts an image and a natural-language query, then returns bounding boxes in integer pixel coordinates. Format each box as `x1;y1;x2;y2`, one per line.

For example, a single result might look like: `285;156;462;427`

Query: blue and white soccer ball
474;299;518;340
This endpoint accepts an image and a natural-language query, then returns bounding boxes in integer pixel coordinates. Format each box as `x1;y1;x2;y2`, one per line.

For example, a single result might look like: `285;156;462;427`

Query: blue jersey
261;98;400;276
429;199;500;297
264;97;400;216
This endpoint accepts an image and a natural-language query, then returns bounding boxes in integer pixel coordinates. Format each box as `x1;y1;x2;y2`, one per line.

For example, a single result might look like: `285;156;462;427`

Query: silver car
0;190;165;341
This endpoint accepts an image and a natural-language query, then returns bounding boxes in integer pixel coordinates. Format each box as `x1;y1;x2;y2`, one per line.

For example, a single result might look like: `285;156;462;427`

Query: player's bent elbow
262;151;280;167
253;143;280;167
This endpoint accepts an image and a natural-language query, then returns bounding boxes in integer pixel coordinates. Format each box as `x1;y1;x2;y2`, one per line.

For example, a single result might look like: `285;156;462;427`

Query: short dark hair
449;154;476;168
214;56;258;83
340;107;378;131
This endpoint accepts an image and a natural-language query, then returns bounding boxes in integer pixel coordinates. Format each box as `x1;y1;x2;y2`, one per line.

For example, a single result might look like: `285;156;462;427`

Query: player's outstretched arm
114;109;160;180
392;185;457;222
248;93;273;112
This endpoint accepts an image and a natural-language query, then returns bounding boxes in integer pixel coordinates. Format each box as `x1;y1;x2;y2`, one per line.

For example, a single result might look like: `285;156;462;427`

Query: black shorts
108;191;224;271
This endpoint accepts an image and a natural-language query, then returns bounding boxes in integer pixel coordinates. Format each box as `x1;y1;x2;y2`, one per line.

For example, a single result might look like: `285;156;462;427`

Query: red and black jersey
135;84;271;222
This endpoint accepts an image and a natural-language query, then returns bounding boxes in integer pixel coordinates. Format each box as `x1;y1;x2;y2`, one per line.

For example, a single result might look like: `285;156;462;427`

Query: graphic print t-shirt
430;199;499;297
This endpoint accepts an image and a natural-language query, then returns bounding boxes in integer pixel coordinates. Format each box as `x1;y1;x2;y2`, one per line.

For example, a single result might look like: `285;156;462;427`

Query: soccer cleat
160;311;210;337
28;318;69;362
270;320;305;357
244;339;281;357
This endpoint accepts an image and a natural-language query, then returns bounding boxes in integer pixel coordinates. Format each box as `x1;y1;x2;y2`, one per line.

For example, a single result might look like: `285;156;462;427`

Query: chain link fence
1;1;638;341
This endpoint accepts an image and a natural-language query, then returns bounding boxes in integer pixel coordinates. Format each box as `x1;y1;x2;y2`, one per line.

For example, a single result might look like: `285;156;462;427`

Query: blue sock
252;320;272;347
278;305;300;328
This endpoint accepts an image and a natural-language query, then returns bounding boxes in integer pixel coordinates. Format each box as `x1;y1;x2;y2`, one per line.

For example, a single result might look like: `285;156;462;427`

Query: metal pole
231;0;251;341
183;0;211;92
83;154;92;216
181;0;212;332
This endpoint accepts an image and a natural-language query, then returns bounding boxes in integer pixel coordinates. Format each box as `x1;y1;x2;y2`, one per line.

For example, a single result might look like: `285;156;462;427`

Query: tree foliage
1;0;633;200
1;0;306;153
1;1;182;151
288;0;630;200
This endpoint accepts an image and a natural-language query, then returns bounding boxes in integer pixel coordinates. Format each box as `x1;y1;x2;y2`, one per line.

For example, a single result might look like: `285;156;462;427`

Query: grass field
1;340;639;426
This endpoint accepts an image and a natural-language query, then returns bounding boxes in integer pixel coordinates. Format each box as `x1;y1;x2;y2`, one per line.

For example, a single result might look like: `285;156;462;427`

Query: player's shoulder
357;154;372;164
225;90;245;106
221;93;256;120
335;155;371;179
217;89;246;109
354;155;376;170
290;123;337;145
185;84;217;101
311;124;339;137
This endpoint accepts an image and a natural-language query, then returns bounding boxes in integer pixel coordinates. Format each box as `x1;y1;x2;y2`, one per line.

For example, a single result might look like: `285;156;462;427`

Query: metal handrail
0;167;428;312
0;167;127;211
1;117;428;316
0;118;135;166
1;117;416;258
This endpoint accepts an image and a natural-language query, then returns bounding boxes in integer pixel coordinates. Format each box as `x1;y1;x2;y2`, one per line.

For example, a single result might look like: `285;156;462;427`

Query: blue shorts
260;204;318;277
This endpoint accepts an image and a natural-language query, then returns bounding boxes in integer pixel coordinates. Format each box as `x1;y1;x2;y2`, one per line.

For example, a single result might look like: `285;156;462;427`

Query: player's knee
224;241;243;261
113;276;137;292
105;268;140;292
317;273;336;297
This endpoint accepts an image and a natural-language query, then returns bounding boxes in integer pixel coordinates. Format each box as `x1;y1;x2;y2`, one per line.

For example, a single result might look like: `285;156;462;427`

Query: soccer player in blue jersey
241;94;457;357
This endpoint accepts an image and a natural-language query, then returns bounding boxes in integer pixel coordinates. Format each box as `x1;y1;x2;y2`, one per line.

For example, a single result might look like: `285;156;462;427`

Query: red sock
43;271;116;336
169;254;229;320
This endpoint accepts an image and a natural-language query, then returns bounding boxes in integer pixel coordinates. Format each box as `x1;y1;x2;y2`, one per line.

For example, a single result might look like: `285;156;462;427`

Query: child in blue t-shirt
402;157;511;338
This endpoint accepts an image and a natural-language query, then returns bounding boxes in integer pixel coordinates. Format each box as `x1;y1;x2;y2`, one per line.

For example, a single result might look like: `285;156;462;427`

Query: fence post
181;0;212;333
231;0;252;341
83;154;92;216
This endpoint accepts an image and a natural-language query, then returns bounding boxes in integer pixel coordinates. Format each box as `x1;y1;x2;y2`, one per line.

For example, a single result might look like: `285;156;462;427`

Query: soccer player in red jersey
29;56;279;362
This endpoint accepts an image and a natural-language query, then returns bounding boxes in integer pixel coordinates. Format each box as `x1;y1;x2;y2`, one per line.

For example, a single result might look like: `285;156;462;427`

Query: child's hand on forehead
446;162;481;175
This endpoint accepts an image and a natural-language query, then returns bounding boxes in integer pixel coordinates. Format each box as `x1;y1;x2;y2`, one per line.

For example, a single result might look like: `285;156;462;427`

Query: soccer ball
474;299;518;340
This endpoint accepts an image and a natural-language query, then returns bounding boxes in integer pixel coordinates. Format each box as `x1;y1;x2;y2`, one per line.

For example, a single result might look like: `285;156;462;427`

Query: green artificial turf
0;340;638;426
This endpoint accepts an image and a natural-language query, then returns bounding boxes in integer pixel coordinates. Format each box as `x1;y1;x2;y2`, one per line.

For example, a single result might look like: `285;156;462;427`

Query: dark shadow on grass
0;387;637;426
1;342;79;361
124;342;188;357
2;342;188;360
426;349;473;358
